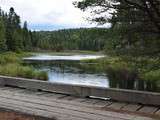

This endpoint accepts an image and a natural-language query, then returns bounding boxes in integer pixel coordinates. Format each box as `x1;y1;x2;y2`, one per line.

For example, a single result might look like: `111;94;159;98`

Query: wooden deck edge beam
0;75;159;106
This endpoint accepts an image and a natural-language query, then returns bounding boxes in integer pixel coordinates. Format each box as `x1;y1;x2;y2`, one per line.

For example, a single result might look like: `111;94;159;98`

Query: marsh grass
0;52;48;80
0;52;20;64
81;56;160;83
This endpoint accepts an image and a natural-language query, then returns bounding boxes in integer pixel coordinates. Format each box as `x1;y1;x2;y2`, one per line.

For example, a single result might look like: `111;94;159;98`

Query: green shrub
0;52;48;80
141;70;160;82
81;55;160;83
0;52;33;64
0;64;48;80
105;61;138;81
140;69;160;91
34;71;48;80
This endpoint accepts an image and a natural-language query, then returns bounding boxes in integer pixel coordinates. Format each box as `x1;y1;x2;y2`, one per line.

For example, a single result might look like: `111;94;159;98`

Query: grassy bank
81;56;160;86
30;50;103;56
0;52;48;80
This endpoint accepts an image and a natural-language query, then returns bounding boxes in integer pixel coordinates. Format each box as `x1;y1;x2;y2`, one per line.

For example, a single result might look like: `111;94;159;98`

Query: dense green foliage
34;28;109;51
82;56;160;80
73;0;160;90
0;17;7;51
0;52;48;80
0;7;110;52
75;0;160;55
81;56;160;91
0;7;34;52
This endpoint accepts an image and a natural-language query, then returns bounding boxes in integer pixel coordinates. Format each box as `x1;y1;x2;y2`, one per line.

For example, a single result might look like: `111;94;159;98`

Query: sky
0;0;110;31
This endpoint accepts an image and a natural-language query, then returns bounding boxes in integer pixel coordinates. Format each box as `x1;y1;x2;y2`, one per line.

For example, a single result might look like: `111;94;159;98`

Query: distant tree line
0;7;34;52
1;2;159;55
0;7;110;52
35;28;109;51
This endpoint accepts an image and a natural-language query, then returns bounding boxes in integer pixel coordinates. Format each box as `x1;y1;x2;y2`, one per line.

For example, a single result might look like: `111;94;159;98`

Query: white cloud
0;0;110;30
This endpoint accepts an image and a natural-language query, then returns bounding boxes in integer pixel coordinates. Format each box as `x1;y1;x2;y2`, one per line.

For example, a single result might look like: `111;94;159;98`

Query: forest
0;3;160;55
0;7;34;52
35;28;108;51
0;7;110;52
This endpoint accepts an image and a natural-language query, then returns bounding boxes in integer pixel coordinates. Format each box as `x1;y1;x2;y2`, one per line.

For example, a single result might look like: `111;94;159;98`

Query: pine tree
22;21;32;50
12;29;23;51
0;17;7;51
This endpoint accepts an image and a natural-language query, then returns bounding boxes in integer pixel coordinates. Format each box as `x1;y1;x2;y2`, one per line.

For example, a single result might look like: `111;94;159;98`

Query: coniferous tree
12;29;23;51
0;17;7;51
22;21;32;50
0;7;39;52
5;7;22;51
34;28;108;51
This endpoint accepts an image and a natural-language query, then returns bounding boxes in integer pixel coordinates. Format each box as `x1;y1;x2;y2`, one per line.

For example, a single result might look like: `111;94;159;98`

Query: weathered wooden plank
59;96;77;101
57;95;71;99
138;106;159;114
0;86;159;118
0;90;138;120
72;97;87;102
0;86;26;93
155;109;160;116
38;92;68;99
122;104;142;112
0;87;24;92
0;103;87;120
0;87;158;120
0;100;155;120
93;100;112;107
0;76;160;105
0;86;10;90
0;97;128;120
81;98;100;105
0;88;110;111
0;88;95;108
107;102;127;110
131;117;157;120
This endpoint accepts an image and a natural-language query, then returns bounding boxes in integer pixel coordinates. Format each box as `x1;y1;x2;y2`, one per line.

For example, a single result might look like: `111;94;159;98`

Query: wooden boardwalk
0;86;159;120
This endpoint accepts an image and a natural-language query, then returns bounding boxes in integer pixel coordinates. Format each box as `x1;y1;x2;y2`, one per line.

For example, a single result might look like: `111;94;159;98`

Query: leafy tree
74;0;160;55
74;0;160;33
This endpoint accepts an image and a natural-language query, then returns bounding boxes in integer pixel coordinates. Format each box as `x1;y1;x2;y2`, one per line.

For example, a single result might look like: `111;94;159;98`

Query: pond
24;54;160;92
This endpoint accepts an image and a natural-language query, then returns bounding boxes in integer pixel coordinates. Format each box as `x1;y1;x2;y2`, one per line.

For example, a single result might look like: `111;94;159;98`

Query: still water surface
24;54;160;92
24;54;108;87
